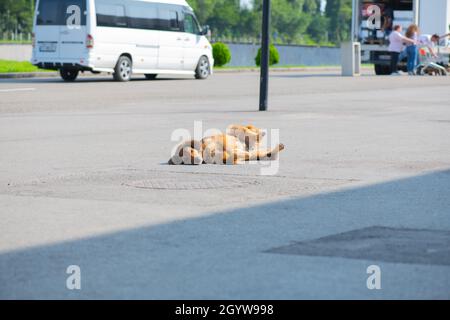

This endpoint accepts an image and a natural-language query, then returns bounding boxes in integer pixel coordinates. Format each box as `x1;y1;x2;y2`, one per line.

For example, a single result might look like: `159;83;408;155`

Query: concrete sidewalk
0;71;449;299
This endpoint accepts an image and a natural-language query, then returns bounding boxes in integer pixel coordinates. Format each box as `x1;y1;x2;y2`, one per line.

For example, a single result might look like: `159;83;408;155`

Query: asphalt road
0;71;450;299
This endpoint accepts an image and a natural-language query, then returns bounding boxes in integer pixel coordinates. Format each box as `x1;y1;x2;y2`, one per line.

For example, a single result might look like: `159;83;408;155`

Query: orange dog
169;125;285;165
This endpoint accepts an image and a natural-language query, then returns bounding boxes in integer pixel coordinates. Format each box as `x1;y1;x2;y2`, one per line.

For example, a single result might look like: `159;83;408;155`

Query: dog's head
169;140;203;165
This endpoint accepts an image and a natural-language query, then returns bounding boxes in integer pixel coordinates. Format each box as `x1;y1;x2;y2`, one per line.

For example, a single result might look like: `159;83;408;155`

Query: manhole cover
266;226;450;266
124;177;260;190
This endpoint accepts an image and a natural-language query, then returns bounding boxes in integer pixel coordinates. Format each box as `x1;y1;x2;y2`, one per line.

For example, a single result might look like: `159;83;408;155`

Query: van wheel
60;68;79;81
195;56;210;79
114;56;132;82
145;74;157;80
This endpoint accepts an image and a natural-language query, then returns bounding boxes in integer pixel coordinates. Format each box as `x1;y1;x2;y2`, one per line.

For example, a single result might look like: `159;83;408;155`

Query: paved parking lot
0;71;449;299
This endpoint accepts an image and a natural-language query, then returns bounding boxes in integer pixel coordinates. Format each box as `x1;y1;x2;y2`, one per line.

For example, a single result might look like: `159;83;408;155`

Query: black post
259;0;270;111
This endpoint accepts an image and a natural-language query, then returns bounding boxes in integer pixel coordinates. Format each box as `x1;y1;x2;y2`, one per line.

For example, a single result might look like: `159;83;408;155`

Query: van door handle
177;37;182;41
184;38;190;41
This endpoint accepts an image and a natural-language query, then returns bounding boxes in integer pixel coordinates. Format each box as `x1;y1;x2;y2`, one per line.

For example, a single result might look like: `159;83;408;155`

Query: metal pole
351;0;357;42
259;0;270;111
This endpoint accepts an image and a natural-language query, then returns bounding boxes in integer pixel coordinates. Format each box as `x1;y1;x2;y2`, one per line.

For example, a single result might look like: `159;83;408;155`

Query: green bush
212;42;231;67
255;44;280;67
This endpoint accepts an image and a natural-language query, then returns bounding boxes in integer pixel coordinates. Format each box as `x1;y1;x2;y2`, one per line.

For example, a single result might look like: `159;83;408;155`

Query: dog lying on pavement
169;124;285;165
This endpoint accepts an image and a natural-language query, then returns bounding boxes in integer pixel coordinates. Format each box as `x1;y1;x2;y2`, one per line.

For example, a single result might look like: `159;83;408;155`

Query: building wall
225;43;341;67
419;0;450;45
0;44;33;61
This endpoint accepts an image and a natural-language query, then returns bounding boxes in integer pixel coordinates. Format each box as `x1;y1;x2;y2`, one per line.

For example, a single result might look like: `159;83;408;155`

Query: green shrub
255;44;280;67
212;42;231;67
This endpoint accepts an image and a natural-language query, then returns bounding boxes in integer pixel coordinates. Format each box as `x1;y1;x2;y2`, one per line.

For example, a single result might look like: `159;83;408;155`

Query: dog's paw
278;143;285;151
191;156;203;165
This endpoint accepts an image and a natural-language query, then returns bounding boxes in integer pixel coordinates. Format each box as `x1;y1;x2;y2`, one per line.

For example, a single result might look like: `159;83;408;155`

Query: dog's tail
253;143;285;161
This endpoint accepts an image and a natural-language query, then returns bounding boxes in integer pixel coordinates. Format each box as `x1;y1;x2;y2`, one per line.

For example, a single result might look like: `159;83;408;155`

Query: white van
31;0;214;81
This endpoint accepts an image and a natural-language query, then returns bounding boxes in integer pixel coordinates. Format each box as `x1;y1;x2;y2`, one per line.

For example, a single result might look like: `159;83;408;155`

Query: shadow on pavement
1;169;449;299
270;73;376;79
271;73;340;79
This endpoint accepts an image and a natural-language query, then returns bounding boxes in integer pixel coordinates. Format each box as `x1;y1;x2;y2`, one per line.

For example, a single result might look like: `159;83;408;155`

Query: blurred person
418;34;440;58
381;7;394;37
405;24;419;75
388;25;416;75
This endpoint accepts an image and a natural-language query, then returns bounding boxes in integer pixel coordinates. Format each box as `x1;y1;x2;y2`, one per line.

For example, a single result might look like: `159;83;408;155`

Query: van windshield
37;0;86;26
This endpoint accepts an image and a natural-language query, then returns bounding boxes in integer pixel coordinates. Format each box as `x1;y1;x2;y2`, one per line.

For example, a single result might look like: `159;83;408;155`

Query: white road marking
0;88;36;93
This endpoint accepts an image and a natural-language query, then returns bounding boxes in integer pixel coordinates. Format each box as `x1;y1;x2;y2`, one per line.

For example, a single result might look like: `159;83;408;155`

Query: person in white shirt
388;25;416;74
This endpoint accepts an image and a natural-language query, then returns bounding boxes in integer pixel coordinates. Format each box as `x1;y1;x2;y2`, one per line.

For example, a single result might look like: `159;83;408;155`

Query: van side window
127;3;159;30
159;5;181;32
184;14;200;34
169;11;180;31
96;1;127;28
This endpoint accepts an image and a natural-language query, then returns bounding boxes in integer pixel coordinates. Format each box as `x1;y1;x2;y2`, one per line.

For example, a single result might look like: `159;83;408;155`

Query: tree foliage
187;0;351;45
0;0;352;45
0;0;35;37
324;0;352;43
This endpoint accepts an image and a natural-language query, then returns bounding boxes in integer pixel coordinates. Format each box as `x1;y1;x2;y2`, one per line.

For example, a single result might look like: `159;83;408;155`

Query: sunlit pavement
0;71;449;299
